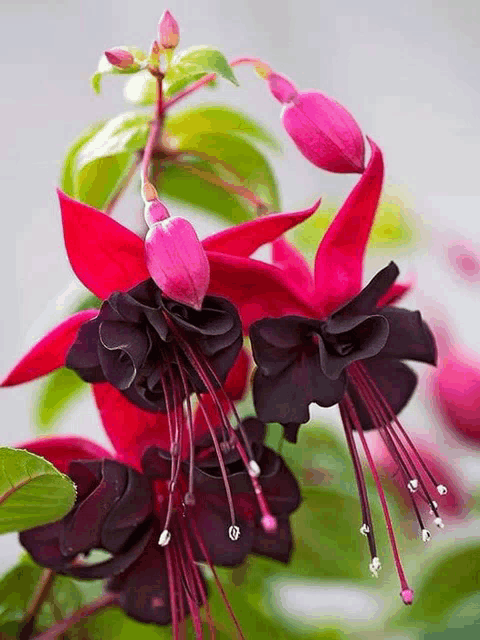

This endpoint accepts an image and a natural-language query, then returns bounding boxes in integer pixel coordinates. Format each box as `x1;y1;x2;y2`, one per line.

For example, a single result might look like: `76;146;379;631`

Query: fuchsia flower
207;140;448;604
158;10;180;50
266;71;365;174
104;48;136;70
1;189;315;561
17;350;300;635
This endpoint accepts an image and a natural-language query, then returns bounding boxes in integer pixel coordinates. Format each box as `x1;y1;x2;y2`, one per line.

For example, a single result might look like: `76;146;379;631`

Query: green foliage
394;543;480;628
0;448;76;534
91;48;146;95
165;104;281;151
124;70;157;106
34;368;87;433
164;46;238;98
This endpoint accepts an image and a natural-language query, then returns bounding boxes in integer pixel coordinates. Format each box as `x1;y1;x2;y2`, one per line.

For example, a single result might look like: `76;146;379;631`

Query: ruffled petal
207;252;316;332
93;383;176;469
377;307;437;365
313;138;384;315
16;436;112;473
202;200;320;257
58;190;149;300
1;310;98;386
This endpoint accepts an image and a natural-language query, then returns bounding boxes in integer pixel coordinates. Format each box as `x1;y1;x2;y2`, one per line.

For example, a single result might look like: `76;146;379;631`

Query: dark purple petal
257;447;302;516
332;262;399;319
98;322;150;390
192;499;255;567
20;520;76;571
318;315;389;379
108;534;174;625
347;358;417;430
68;525;153;580
251;517;293;564
253;353;346;426
65;317;105;383
377;307;437;365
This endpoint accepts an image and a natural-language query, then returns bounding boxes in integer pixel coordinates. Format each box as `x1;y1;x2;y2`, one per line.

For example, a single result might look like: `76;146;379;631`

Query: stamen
159;529;172;546
429;500;438;513
437;484;448;496
344;391;414;602
369;556;382;578
165;544;180;640
421;529;431;542
228;525;241;541
360;523;370;536
434;517;445;529
401;589;414;605
248;460;261;478
184;492;196;506
261;515;277;533
407;479;418;493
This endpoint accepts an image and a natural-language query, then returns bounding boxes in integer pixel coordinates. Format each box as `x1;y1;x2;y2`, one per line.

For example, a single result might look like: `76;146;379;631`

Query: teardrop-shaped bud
145;217;210;310
280;90;365;173
158;10;180;50
104;48;136;70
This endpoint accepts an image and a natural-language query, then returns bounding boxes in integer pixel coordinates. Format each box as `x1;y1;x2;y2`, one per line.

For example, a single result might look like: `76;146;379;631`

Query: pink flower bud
104;48;135;70
158;10;180;50
432;346;480;443
145;217;210;311
268;73;365;173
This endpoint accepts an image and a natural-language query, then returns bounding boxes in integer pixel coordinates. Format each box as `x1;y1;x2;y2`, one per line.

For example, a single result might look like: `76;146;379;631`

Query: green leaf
74;152;136;210
166;130;280;211
0;448;76;534
393;543;480;628
76;112;149;168
82;607;171;639
91;47;146;95
164;46;238;98
124;70;157;106
60;121;106;197
157;161;252;224
34;368;88;433
165;105;281;151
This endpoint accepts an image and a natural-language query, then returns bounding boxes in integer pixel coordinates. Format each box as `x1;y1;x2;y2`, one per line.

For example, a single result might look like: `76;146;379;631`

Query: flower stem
19;569;55;640
141;72;165;188
32;593;118;640
163;57;271;112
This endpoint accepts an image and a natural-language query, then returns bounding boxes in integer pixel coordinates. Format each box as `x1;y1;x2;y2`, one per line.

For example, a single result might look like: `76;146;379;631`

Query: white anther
407;479;418;493
248;460;261;478
360;523;370;536
158;529;171;547
429;500;438;514
369;557;382;578
434;517;444;529
421;529;431;543
437;484;448;496
228;525;241;541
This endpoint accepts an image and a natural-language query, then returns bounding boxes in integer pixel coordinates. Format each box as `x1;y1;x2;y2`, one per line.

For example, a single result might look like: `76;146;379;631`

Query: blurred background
1;0;480;638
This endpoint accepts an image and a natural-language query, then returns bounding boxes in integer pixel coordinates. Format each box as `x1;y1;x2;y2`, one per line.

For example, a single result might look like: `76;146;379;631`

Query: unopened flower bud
267;72;365;174
158;10;180;50
144;198;170;227
145;216;210;311
104;48;135;70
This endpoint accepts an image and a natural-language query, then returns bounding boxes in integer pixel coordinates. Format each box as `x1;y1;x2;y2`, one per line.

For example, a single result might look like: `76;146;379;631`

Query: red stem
32;593;118;640
141;73;165;185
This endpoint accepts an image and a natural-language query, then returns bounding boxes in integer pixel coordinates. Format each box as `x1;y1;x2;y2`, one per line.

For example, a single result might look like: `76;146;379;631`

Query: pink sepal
377;281;412;308
145;217;210;311
224;348;250;401
58;190;149;300
207;252;316;332
1;309;98;387
313;138;384;315
282;91;365;173
17;436;113;474
202;200;320;257
93;383;177;470
272;236;315;296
